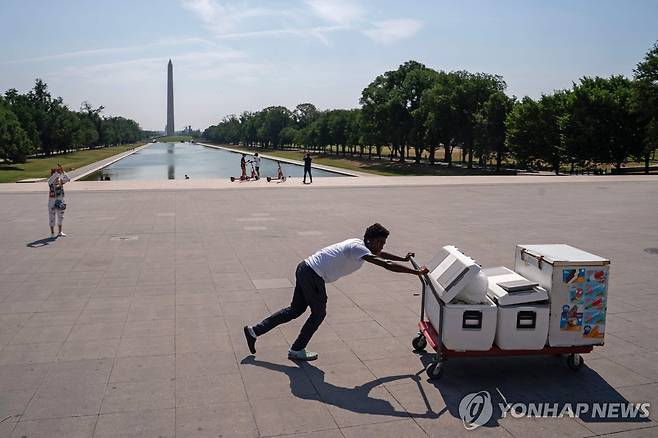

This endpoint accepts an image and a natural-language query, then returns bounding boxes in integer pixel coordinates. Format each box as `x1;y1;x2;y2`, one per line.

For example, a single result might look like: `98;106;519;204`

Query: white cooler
484;267;549;350
514;244;609;347
424;246;497;351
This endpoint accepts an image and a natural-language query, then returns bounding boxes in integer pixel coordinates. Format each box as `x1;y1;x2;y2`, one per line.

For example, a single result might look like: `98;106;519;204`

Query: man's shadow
27;236;56;248
241;356;443;419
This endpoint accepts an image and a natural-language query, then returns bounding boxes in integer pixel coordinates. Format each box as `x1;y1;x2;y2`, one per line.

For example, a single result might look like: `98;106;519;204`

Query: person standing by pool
47;166;70;238
240;154;247;180
253;153;261;178
303;153;312;184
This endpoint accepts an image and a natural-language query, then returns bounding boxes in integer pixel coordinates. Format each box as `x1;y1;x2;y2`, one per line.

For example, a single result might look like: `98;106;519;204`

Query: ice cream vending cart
410;246;603;380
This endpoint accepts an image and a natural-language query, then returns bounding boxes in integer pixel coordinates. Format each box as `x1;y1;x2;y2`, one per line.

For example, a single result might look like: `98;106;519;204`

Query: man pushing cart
243;223;429;360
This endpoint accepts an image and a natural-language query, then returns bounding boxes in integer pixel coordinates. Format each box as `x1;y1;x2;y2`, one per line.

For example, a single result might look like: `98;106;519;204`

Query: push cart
409;256;593;380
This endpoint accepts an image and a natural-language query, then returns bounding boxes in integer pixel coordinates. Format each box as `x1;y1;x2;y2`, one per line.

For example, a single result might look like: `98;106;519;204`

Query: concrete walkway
0;177;657;437
1;174;655;194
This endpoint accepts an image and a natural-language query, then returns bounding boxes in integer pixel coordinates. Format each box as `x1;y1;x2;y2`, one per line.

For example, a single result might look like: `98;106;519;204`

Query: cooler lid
484;267;549;305
427;245;481;303
517;244;609;266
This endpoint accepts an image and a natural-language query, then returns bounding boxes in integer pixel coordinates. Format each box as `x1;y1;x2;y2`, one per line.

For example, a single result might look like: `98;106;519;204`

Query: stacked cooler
484;267;549;350
514;244;609;347
422;244;609;351
424;246;497;351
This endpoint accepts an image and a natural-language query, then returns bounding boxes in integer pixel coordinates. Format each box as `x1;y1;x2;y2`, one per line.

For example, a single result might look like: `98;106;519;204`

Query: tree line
0;79;146;163
204;42;658;174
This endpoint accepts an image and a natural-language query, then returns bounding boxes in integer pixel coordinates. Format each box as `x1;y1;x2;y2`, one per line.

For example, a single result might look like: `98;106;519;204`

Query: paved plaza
0;177;657;437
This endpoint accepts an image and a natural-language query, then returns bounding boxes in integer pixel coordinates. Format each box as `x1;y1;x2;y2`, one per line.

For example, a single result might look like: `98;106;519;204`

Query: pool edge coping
71;143;151;181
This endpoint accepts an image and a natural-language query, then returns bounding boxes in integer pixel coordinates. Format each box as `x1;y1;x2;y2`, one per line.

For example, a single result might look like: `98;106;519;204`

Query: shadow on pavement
416;352;653;428
27;236;56;248
241;356;443;420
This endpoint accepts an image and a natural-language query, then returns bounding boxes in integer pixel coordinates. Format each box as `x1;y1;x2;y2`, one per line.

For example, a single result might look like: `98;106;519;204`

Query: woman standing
47;166;70;238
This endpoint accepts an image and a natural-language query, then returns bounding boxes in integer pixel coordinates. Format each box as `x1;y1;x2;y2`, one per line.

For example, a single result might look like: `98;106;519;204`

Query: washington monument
165;59;174;136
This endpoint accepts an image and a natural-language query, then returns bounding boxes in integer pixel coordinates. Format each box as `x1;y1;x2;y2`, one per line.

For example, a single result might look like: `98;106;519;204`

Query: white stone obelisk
165;60;174;135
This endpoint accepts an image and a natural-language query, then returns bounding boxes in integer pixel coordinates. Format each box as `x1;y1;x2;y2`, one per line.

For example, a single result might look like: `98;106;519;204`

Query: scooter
230;160;259;182
266;162;287;182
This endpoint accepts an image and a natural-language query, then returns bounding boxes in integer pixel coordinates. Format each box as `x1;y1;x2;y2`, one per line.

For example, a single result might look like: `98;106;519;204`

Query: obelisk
165;59;174;135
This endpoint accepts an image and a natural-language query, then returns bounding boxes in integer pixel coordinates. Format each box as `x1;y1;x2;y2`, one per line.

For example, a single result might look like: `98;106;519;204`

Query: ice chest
484;267;549;350
514;244;609;347
424;246;497;351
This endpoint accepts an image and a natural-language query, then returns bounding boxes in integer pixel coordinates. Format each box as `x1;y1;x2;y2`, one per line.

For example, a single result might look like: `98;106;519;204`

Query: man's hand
404;252;415;262
417;266;429;276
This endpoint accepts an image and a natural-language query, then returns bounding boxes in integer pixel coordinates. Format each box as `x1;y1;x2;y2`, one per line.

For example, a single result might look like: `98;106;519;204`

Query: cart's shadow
241;356;443;420
417;352;654;427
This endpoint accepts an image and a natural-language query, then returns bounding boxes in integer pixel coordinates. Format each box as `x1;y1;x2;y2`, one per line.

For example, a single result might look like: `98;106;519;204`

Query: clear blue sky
1;0;656;131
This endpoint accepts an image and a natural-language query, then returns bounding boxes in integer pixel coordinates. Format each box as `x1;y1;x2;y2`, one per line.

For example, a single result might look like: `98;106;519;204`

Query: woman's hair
364;223;389;242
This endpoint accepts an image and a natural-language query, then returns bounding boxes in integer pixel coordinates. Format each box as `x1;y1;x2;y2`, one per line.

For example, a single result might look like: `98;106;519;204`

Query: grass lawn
210;143;513;176
0;143;144;183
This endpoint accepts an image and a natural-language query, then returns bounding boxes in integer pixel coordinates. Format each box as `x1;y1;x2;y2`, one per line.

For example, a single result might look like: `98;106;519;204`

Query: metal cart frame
409;256;593;380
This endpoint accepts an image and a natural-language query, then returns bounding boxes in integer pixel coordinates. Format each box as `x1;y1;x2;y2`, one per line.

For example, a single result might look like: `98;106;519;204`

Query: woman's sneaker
288;349;318;361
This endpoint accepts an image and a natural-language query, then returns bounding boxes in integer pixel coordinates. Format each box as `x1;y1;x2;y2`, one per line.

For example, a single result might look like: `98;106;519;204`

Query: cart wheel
426;361;443;380
566;353;584;371
412;333;427;351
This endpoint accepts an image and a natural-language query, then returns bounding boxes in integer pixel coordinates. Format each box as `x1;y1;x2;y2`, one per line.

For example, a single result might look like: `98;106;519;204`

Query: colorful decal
563;269;576;283
563;268;588;284
562;268;608;338
583;324;605;339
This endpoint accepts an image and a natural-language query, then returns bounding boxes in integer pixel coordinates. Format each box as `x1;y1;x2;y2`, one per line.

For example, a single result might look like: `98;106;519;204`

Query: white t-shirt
253;156;261;167
305;238;371;283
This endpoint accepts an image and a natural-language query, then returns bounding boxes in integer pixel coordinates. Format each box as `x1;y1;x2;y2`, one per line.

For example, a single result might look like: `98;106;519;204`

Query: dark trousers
253;261;326;351
255;166;260;177
303;168;312;183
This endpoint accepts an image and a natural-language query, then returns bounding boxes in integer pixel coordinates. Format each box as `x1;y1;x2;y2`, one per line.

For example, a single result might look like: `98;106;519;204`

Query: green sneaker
288;348;318;361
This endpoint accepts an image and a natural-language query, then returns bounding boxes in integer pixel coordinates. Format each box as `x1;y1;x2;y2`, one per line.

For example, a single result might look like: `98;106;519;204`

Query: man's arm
362;254;428;276
378;251;415;262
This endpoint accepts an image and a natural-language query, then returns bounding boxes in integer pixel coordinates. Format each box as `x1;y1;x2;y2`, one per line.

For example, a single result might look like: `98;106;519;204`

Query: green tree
564;76;642;170
474;92;515;171
506;93;569;174
279;126;298;146
361;61;437;162
80;101;103;146
417;71;461;165
451;72;507;168
256;106;293;148
4;89;40;148
0;104;33;163
632;41;658;173
293;103;318;129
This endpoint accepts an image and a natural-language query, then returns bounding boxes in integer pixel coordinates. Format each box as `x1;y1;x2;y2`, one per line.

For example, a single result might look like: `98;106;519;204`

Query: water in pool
81;142;345;181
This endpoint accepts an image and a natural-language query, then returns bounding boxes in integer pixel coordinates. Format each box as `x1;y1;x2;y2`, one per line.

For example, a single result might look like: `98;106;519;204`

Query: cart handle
409;256;426;283
409;255;440;300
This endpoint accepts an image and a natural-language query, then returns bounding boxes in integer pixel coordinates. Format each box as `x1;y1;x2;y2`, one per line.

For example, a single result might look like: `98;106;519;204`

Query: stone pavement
0;177;657;437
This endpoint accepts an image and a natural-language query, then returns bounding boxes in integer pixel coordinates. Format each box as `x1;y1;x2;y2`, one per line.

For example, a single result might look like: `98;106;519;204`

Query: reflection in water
81;142;345;181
